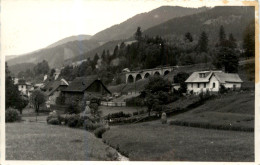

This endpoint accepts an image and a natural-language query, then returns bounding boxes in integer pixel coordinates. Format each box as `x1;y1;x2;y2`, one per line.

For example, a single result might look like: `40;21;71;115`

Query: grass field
103;120;254;161
168;91;254;130
6;122;118;160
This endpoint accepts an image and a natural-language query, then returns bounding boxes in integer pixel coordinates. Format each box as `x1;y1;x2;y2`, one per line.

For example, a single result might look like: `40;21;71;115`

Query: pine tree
134;27;142;41
198;31;208;53
228;33;237;49
184;32;193;42
243;21;255;58
219;25;226;42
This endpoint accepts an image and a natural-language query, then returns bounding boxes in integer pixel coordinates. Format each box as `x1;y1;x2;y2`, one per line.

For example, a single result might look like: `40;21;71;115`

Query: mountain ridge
90;6;208;42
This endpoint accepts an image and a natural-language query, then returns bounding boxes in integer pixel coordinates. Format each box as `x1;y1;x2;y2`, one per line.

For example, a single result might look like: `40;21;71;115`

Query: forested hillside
91;6;207;42
143;6;254;44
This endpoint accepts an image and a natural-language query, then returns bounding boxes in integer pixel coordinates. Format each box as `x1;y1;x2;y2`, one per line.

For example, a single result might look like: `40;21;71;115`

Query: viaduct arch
125;66;174;84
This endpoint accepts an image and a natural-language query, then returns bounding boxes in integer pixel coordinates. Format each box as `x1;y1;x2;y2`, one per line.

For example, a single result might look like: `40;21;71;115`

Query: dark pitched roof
185;71;243;83
44;79;69;96
62;76;111;94
18;79;26;85
62;76;98;92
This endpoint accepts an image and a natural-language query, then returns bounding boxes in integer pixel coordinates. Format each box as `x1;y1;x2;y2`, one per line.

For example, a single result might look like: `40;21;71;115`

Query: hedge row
168;120;254;132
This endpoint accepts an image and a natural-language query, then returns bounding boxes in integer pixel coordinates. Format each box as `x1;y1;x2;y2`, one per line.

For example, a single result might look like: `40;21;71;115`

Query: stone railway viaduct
125;66;174;83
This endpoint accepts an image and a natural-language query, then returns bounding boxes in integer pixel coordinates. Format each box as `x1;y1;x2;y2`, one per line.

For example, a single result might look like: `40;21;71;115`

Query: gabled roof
213;72;243;83
61;76;111;94
17;79;27;85
185;71;243;83
44;79;69;96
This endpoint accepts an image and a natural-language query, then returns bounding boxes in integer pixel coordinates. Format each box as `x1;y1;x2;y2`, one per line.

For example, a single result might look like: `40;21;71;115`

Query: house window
197;83;200;88
199;73;206;78
213;83;215;88
204;83;206;88
191;83;193;88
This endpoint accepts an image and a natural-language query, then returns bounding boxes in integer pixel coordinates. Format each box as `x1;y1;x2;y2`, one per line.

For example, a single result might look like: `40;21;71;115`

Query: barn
61;76;111;105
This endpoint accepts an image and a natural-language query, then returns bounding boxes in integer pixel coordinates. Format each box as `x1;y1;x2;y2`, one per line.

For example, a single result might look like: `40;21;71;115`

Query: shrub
6;108;21;122
67;114;81;128
48;118;60;125
133;112;138;116
152;104;164;114
126;97;145;107
84;120;103;131
107;111;131;119
94;126;110;138
219;85;228;94
47;111;60;124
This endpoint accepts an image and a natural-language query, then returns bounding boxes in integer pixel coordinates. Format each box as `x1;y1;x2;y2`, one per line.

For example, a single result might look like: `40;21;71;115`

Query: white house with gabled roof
185;71;243;94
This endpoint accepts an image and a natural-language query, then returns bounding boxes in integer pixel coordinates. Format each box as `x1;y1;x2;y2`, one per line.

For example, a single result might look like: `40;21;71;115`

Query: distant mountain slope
47;35;92;48
8;63;36;76
5;55;18;61
7;39;100;68
66;40;123;64
91;6;208;42
143;6;254;43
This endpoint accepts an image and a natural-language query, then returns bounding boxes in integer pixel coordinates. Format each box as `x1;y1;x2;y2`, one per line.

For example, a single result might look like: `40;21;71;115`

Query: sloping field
6;122;117;160
169;91;254;131
103;121;254;161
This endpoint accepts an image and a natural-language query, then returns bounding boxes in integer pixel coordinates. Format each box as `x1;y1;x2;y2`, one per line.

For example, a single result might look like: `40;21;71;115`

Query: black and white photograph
2;0;258;163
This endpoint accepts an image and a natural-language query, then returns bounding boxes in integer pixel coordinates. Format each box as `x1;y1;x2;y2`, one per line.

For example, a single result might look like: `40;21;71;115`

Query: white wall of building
187;75;220;94
18;85;27;95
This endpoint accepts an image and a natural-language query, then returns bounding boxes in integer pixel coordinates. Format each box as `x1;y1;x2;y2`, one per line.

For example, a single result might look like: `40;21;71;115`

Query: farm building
185;71;243;94
43;78;69;106
61;76;111;105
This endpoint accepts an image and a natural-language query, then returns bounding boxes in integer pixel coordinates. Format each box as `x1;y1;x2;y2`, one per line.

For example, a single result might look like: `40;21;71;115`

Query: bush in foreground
47;111;61;125
48;118;60;125
94;126;110;138
67;114;81;128
6;108;21;122
84;119;103;131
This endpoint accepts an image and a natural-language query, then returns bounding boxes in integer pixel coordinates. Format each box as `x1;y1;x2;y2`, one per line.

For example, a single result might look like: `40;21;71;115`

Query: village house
61;76;111;106
17;79;29;96
185;71;243;94
43;78;69;107
12;77;19;85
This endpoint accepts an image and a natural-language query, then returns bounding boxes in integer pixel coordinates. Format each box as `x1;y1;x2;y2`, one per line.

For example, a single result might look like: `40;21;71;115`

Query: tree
134;26;142;41
243;21;255;58
101;50;106;61
228;33;237;49
50;68;56;77
197;31;208;53
33;60;50;75
144;76;171;94
174;72;190;93
5;62;24;110
93;53;99;64
219;25;226;43
112;45;119;58
214;27;239;73
30;90;46;121
215;47;239;73
89;103;102;121
184;32;193;42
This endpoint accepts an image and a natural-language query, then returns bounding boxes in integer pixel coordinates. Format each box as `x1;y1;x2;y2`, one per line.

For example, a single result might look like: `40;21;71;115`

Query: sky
1;0;244;56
